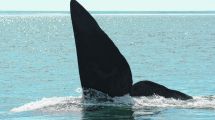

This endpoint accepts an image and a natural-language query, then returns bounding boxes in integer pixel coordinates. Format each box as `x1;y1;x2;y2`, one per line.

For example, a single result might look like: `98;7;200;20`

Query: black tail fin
70;0;133;97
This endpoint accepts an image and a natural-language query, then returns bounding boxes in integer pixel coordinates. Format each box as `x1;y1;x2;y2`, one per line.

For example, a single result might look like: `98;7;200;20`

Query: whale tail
130;81;192;100
70;0;192;100
70;0;133;97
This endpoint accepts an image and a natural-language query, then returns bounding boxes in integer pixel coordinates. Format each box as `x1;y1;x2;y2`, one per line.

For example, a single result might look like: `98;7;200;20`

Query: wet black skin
70;0;192;100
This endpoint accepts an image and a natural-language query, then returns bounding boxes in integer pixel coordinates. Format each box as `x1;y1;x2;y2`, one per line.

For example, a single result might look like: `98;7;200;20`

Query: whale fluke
70;0;133;97
130;81;192;100
70;0;192;100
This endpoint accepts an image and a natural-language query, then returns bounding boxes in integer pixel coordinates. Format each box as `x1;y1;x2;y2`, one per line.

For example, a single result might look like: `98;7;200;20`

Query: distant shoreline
0;11;215;15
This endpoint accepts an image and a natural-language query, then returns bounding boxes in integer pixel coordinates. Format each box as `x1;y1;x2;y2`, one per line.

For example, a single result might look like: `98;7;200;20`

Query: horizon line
1;10;215;13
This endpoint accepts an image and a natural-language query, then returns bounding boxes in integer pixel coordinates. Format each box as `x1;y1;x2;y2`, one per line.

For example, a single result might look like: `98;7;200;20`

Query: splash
10;95;215;113
10;96;82;113
133;95;215;109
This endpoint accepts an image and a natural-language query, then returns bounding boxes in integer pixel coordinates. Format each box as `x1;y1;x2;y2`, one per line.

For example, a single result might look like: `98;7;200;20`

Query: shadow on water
82;105;134;120
81;105;163;120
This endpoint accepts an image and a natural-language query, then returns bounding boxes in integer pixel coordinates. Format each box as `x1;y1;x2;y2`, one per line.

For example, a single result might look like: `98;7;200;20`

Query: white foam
132;95;215;109
75;88;83;93
10;95;215;113
10;96;82;113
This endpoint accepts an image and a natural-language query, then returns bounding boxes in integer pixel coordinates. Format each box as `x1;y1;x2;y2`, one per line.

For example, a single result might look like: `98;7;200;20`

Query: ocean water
1;12;215;120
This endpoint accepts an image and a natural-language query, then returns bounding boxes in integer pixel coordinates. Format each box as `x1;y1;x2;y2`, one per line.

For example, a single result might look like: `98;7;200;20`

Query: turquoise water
1;13;215;119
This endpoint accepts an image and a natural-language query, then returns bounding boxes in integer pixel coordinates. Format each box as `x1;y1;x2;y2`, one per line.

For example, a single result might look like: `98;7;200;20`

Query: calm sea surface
0;13;215;120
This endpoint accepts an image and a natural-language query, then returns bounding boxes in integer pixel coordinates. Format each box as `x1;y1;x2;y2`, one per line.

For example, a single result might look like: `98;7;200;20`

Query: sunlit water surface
1;13;215;120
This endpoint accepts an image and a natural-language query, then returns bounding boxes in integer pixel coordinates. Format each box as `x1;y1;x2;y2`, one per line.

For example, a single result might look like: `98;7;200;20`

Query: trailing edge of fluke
70;0;192;100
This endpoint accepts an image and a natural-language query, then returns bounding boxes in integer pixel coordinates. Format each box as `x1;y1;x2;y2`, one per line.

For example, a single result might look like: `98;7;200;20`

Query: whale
70;0;192;100
70;0;132;98
130;81;192;100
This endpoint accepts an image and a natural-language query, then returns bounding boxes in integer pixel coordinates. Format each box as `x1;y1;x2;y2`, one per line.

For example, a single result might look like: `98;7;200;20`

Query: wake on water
10;94;215;113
